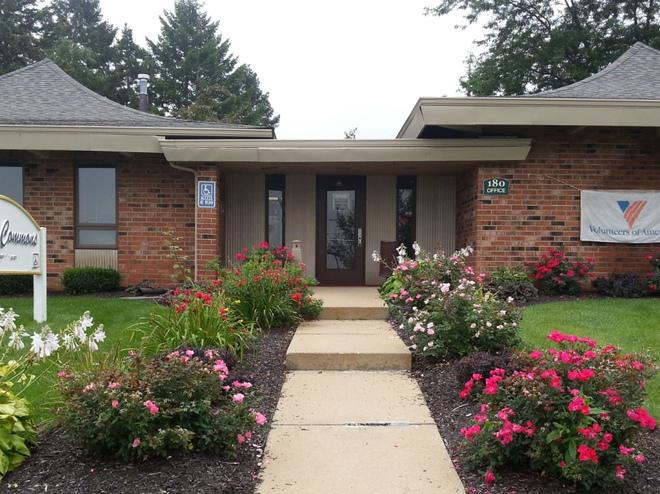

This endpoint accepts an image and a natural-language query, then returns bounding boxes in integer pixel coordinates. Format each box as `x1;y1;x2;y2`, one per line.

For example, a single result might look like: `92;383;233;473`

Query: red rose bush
646;252;660;293
459;330;656;489
530;248;595;295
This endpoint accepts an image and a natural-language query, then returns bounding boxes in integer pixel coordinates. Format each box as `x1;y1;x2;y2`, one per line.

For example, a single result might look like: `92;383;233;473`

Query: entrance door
316;175;366;285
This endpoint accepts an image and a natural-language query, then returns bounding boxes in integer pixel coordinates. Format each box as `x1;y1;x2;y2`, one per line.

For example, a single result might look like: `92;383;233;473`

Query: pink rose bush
380;245;521;357
57;348;267;461
458;330;657;489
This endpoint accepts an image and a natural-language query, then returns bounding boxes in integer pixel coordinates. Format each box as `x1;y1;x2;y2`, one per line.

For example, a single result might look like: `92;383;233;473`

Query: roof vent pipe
137;73;150;112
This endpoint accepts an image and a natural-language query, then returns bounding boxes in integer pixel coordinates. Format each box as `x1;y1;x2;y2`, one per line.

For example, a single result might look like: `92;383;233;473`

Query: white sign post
0;195;47;322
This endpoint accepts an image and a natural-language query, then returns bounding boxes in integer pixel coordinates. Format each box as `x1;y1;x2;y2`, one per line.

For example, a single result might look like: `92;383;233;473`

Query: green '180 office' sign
483;178;510;195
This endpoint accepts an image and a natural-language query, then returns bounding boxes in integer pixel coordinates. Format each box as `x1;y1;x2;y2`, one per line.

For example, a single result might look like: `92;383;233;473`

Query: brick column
196;165;222;281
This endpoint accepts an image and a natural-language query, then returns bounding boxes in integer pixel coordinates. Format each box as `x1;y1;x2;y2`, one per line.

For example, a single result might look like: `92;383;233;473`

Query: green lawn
520;298;660;417
0;296;163;424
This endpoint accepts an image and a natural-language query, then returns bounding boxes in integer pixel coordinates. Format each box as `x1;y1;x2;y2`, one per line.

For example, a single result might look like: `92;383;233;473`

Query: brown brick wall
22;153;76;289
455;166;479;251
3;151;222;290
117;158;196;287
456;127;660;278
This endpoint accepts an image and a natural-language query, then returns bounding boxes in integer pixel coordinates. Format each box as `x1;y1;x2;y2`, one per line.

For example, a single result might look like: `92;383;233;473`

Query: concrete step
314;286;389;320
320;305;389;320
285;320;411;371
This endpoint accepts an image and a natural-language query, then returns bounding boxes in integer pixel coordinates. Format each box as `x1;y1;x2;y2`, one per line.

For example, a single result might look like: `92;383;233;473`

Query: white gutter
168;162;199;282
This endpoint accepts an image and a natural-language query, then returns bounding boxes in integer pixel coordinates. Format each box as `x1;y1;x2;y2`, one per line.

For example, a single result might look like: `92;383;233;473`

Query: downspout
168;162;199;282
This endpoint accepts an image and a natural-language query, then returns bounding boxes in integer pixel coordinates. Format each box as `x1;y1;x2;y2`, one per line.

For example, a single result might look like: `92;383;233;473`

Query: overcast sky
99;0;481;139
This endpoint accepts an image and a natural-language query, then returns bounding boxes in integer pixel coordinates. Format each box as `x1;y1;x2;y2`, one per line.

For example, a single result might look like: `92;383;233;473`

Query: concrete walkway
258;288;464;494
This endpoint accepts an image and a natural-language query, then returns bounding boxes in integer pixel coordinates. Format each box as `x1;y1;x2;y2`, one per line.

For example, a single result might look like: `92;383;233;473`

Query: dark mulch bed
1;329;294;494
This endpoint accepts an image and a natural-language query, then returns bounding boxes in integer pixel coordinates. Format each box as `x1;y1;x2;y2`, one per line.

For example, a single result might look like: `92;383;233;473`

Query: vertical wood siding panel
75;249;118;270
225;173;265;263
417;176;456;255
365;175;396;285
285;174;317;279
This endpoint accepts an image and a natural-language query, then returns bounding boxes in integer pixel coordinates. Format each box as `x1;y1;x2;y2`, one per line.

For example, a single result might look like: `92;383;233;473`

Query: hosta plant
57;349;267;461
458;331;657;489
0;308;104;478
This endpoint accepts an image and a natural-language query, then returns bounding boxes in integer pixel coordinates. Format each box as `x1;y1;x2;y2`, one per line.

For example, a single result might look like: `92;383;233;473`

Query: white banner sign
581;190;660;243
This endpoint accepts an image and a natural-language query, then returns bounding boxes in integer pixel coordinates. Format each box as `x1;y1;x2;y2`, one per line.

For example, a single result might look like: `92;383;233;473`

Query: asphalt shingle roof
530;42;660;100
0;59;267;130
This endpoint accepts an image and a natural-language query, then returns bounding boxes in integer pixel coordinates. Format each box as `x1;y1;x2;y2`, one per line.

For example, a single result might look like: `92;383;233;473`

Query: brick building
0;43;658;289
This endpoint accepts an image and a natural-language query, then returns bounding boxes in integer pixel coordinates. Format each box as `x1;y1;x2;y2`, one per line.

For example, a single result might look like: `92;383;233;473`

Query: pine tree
149;0;278;126
0;0;44;74
42;0;118;96
113;25;153;108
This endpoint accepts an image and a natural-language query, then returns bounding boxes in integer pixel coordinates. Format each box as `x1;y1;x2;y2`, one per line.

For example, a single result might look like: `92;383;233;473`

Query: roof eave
0;125;274;153
398;97;660;138
159;137;532;163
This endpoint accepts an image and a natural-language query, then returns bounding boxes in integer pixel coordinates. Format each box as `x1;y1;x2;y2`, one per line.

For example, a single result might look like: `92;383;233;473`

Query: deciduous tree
428;0;660;95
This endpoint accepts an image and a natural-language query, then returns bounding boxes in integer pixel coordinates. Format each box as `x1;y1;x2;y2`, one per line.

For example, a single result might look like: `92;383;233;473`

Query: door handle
357;228;363;247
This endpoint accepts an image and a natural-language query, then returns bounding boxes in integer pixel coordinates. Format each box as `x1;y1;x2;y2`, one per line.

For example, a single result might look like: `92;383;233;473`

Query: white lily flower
8;326;27;350
62;333;78;351
30;328;59;359
92;325;106;343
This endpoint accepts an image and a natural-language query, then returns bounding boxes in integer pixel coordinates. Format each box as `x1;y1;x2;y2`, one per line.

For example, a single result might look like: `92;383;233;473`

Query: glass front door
316;176;366;285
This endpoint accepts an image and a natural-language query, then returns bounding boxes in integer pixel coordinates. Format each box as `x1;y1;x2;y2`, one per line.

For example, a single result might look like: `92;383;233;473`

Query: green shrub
61;267;121;294
485;266;538;302
454;350;515;390
133;288;257;359
0;374;36;478
490;266;530;284
299;298;323;320
459;331;657;489
645;252;660;293
57;350;267;461
0;276;32;296
593;273;647;298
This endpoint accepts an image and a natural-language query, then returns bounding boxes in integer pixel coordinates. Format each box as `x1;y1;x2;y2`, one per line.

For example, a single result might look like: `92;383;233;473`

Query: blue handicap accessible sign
198;181;216;208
